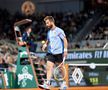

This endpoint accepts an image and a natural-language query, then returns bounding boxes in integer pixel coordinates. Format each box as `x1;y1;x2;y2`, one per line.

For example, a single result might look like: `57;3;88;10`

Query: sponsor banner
35;49;108;61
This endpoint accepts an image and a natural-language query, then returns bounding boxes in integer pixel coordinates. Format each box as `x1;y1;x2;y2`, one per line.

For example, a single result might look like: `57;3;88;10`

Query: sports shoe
39;82;50;90
60;81;67;90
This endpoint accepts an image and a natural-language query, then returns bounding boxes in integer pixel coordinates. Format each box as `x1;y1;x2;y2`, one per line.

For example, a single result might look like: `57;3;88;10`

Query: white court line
69;63;108;66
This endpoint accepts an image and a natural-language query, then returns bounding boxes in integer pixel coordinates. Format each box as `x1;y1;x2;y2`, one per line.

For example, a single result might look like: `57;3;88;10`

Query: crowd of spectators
0;39;17;71
0;8;94;42
85;15;108;40
0;8;96;52
1;8;108;50
80;12;108;49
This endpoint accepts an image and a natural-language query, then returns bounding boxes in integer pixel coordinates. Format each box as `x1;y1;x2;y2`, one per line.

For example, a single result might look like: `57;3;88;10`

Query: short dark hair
44;16;55;23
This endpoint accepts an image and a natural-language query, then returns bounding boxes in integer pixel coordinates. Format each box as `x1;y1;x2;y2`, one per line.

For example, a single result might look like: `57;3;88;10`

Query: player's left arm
58;29;68;58
63;37;68;58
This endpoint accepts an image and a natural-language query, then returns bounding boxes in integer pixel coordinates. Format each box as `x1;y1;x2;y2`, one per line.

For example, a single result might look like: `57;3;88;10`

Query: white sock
46;80;50;85
62;80;67;86
63;80;66;83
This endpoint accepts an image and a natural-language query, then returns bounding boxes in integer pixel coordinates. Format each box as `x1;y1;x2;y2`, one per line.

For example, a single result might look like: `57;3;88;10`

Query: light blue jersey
47;27;66;54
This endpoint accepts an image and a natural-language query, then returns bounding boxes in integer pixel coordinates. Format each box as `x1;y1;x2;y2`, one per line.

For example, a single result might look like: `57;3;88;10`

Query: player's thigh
46;53;55;63
47;61;54;70
46;53;55;69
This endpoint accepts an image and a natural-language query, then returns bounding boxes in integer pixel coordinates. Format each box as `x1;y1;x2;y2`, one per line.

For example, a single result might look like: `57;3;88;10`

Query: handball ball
21;1;36;16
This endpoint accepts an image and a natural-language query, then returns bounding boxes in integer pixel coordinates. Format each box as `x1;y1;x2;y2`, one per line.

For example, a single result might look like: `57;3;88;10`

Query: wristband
64;48;67;52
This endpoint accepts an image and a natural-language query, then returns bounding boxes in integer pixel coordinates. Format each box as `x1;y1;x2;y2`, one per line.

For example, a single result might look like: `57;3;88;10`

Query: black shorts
45;53;63;63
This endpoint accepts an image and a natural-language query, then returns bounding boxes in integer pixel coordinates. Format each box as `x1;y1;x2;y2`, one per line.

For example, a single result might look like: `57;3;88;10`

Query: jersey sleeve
58;29;66;40
47;31;49;41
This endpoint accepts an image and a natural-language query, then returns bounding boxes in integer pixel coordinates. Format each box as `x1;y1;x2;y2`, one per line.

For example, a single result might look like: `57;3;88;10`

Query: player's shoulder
56;27;64;32
56;27;62;30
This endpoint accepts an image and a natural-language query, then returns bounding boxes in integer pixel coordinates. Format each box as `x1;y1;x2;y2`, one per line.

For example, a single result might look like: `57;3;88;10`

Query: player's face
45;19;53;29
